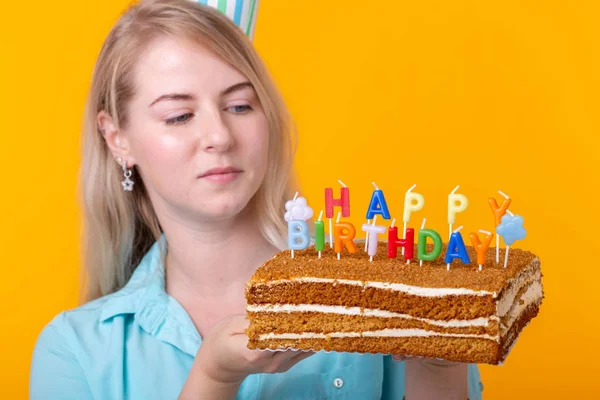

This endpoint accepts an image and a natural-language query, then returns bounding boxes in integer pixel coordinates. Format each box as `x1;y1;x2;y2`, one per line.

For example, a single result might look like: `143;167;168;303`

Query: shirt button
333;378;344;389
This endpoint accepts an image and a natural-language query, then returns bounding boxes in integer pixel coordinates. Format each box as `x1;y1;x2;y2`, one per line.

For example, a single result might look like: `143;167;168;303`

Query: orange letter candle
469;230;495;271
333;222;357;255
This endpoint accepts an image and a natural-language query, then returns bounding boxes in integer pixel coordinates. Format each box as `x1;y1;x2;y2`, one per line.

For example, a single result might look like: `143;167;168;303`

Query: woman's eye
228;104;253;114
165;113;193;125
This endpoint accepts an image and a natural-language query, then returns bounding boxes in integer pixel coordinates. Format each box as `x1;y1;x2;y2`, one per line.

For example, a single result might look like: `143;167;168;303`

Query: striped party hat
192;0;260;40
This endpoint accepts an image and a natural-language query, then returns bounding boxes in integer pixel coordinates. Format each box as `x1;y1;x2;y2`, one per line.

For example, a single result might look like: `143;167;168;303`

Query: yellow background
1;0;598;398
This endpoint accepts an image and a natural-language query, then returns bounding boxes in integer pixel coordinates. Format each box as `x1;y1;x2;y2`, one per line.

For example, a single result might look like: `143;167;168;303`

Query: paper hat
191;0;260;40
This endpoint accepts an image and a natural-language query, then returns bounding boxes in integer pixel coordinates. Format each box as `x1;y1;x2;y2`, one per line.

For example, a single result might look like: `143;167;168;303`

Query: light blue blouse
30;234;483;399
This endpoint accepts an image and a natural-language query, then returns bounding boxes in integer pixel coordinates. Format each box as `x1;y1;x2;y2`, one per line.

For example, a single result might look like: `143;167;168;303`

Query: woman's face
106;36;270;223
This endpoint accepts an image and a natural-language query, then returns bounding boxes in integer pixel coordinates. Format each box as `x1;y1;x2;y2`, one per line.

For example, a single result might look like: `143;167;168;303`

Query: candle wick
372;181;379;190
450;185;460;195
453;225;464;233
338;179;347;188
406;183;416;194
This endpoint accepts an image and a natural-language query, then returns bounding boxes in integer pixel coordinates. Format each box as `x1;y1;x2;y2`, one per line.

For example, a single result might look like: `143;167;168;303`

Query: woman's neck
162;206;279;300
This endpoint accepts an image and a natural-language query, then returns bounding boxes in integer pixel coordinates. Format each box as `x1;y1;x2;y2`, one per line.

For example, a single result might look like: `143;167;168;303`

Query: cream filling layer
500;280;543;336
497;268;542;316
247;303;497;328
261;277;496;297
258;328;498;342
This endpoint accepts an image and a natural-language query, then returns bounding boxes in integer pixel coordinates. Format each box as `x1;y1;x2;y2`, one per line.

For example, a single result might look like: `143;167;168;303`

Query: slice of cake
245;243;543;365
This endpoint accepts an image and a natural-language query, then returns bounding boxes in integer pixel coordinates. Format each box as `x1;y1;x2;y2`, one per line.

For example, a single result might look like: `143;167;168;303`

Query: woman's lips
201;171;241;183
198;167;242;183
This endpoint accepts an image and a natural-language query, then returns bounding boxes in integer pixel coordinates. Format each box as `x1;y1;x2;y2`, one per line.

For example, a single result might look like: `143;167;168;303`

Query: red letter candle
325;187;350;218
388;227;415;261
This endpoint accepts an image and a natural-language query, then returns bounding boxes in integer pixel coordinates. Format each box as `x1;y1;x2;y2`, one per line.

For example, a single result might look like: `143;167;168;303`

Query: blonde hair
79;0;297;303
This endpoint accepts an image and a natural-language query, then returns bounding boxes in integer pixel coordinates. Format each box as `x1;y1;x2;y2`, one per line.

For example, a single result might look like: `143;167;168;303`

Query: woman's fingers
274;350;314;373
392;354;409;362
228;314;250;334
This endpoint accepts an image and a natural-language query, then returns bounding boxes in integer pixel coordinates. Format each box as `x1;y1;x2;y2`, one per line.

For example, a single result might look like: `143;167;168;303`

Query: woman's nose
199;108;234;153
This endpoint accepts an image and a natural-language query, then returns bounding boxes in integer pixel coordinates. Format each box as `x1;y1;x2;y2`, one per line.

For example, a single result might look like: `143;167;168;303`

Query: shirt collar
99;233;201;355
99;233;167;322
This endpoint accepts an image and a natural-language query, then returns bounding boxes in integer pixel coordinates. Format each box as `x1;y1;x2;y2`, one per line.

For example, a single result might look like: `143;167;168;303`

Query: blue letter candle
444;231;471;269
288;220;310;250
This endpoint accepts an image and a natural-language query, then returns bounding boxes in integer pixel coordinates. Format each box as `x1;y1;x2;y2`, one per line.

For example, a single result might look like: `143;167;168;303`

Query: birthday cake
245;184;543;364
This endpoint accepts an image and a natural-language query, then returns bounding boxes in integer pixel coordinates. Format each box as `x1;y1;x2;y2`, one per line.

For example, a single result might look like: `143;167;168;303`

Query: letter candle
288;220;309;258
448;185;469;240
325;180;350;248
445;225;470;271
365;182;391;251
388;218;415;263
488;190;511;264
334;212;357;260
315;210;325;258
469;229;494;271
362;216;386;262
419;218;426;266
402;184;424;256
285;192;313;258
418;221;443;266
364;218;371;252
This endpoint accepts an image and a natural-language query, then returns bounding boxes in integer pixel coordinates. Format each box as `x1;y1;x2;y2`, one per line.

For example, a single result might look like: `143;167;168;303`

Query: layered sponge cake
245;243;543;365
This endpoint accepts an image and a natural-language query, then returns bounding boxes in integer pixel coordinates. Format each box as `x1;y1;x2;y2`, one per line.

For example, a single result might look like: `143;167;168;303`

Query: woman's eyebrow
220;81;253;96
149;93;195;107
148;82;253;108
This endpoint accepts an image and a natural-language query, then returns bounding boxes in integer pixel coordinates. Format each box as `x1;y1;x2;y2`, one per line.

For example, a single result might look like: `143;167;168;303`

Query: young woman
30;1;483;398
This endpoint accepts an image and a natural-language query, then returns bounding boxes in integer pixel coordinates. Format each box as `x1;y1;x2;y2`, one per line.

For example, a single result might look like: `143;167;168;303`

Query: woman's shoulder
35;288;138;351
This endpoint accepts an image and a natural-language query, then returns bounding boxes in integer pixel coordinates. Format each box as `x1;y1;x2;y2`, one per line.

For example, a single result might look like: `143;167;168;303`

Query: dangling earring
117;157;134;191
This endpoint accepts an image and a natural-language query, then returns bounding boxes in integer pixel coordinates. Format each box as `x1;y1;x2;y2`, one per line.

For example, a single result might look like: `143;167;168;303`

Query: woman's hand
393;355;468;400
179;314;313;399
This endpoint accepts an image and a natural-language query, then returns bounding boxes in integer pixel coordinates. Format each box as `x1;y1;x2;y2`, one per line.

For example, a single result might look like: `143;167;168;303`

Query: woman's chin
199;200;252;222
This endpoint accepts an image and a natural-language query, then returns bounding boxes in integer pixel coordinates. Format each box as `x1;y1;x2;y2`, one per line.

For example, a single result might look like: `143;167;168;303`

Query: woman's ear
97;110;136;166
